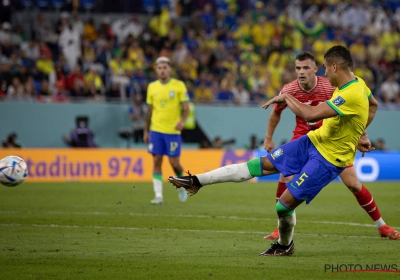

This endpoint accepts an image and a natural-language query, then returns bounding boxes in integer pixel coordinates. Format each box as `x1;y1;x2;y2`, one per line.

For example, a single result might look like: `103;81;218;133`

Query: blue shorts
266;135;344;204
148;131;182;157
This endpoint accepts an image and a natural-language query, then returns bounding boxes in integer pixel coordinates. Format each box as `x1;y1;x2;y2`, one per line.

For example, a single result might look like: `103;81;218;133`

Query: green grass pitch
0;181;399;280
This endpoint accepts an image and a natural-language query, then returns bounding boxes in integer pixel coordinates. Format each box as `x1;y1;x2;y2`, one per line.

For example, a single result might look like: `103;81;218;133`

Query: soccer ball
0;156;28;187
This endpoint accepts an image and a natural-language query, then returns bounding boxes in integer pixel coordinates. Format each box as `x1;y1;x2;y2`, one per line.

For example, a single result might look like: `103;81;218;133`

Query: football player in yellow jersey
262;55;398;241
144;57;190;204
168;46;396;256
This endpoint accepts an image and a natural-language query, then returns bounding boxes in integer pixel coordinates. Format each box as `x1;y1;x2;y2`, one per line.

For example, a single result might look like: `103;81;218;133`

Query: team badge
169;91;175;98
271;148;283;159
332;96;346;106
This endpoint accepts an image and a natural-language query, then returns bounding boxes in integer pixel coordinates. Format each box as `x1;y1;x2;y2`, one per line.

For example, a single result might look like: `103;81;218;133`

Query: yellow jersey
146;78;189;134
308;79;370;167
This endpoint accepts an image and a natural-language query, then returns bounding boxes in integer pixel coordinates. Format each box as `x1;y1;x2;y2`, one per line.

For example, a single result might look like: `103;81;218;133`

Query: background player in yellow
144;57;190;204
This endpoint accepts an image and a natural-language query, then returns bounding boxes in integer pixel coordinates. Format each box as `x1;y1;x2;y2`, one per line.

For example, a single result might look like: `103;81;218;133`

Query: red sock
354;185;381;221
275;182;287;203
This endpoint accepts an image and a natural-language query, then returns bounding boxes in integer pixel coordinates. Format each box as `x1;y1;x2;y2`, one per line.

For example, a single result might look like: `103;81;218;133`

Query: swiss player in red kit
263;51;399;240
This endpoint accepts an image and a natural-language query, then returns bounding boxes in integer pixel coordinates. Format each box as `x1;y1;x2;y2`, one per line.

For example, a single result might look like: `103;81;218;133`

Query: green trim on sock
153;174;162;181
246;158;263;177
176;172;183;177
276;200;294;217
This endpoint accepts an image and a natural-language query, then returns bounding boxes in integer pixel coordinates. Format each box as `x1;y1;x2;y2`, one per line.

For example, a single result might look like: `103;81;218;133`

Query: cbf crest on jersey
169;91;175;98
271;148;284;159
332;96;346;106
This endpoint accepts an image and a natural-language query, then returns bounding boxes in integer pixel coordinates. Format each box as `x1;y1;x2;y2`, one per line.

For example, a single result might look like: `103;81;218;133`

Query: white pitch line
0;223;381;239
0;210;394;228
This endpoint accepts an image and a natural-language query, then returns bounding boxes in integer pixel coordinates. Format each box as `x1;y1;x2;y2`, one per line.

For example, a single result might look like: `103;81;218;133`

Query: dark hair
296;51;315;62
324;45;353;69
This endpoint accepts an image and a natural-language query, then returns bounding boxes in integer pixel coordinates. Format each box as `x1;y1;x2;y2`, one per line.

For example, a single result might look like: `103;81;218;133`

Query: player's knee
276;200;294;218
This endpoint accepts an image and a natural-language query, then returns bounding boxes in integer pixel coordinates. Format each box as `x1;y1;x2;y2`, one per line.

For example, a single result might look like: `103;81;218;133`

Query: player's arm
264;108;282;152
358;94;378;156
262;94;337;122
143;105;153;144
366;94;378;128
175;101;190;131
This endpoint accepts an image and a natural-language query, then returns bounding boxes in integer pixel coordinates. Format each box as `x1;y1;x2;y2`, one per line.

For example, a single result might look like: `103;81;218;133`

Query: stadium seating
35;0;49;10
19;0;34;9
81;0;95;11
50;0;65;10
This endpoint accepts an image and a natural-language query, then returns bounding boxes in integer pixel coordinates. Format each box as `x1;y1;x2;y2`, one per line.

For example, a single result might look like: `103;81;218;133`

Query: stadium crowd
0;0;400;107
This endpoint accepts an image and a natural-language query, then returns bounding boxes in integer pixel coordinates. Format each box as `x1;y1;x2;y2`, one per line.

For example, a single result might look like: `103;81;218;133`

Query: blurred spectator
184;29;199;52
367;37;384;65
36;53;56;89
374;138;388;151
213;136;223;149
38;79;52;96
194;81;213;104
129;94;147;143
186;9;206;34
172;42;189;66
20;39;40;61
71;12;84;36
85;66;105;98
149;7;171;38
6;77;26;100
251;84;267;105
108;49;132;101
245;134;259;150
233;82;250;105
349;37;367;64
2;133;22;148
180;53;198;80
130;68;148;97
98;17;113;40
96;39;113;69
0;22;11;45
213;136;235;149
201;3;214;34
10;23;25;46
312;32;331;65
58;19;81;69
83;18;98;43
66;65;84;89
379;73;400;105
216;82;235;104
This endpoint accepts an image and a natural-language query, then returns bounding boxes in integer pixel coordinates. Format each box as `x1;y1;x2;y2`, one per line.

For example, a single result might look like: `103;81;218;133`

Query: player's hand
264;138;275;152
261;95;286;109
358;135;375;157
143;130;149;144
175;120;185;131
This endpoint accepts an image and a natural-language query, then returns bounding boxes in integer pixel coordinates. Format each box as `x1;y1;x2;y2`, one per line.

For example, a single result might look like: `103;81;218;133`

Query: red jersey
274;76;335;140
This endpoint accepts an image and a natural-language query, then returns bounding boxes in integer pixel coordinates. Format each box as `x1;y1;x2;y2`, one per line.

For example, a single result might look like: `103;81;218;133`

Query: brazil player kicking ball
144;57;190;204
263;51;399;241
168;46;381;256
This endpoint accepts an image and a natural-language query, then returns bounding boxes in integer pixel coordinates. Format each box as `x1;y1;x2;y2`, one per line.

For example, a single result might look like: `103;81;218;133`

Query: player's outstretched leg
168;158;269;195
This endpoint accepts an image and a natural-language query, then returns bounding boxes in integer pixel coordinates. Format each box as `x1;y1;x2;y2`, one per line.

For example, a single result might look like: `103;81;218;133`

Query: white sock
196;163;253;186
153;177;163;199
278;211;296;246
374;217;385;229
